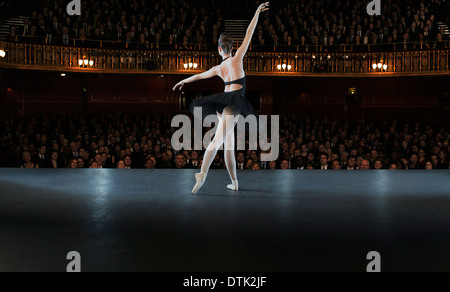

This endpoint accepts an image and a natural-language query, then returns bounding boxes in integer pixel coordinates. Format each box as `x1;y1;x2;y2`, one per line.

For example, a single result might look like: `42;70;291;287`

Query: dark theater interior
0;0;449;273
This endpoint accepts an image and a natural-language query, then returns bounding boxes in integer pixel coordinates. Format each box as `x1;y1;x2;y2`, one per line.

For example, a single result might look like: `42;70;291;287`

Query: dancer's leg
192;107;237;194
201;107;237;174
225;130;239;191
224;130;237;181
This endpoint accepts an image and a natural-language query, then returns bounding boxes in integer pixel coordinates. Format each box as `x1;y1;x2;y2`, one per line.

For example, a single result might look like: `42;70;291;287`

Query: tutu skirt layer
190;91;257;120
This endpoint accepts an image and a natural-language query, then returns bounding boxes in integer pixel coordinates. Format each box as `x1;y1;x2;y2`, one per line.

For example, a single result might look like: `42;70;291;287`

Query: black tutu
190;91;257;120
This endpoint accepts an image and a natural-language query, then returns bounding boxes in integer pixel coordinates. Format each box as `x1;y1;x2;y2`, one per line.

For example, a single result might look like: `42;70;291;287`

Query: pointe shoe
192;172;207;195
227;180;239;191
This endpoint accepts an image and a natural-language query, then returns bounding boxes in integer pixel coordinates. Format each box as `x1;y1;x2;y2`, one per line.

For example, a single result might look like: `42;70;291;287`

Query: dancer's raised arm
173;66;220;91
235;2;270;59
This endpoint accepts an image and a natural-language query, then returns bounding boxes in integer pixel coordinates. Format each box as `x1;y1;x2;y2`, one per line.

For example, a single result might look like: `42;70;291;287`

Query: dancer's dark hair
219;33;234;54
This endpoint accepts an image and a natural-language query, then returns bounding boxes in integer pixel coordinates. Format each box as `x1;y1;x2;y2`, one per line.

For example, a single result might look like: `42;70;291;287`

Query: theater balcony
1;38;449;124
0;39;449;77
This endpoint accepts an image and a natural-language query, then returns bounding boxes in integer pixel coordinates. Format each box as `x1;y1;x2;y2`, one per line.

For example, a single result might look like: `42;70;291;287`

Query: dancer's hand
257;2;270;13
173;81;184;91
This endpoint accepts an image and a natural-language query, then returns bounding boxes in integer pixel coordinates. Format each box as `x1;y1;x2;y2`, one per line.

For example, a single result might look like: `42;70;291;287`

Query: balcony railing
0;40;449;76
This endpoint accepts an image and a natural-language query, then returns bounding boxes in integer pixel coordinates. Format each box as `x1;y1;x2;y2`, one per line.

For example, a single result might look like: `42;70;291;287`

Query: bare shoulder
231;56;244;67
215;64;225;80
230;57;245;74
218;57;245;81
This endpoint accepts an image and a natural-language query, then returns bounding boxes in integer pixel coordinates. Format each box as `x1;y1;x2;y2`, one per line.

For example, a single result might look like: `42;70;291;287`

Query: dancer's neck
222;55;231;62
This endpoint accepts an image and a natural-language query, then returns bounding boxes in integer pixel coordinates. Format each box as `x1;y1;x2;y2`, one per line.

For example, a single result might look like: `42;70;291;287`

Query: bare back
173;3;268;95
218;57;245;93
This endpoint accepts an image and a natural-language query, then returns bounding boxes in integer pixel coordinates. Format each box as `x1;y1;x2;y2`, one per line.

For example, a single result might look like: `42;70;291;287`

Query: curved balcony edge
0;41;449;77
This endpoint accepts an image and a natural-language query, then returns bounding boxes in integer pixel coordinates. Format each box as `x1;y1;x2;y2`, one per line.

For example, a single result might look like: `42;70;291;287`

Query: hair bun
219;32;234;54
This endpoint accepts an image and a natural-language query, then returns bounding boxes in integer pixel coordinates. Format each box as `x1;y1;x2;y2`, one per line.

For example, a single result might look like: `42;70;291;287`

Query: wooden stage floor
0;169;449;272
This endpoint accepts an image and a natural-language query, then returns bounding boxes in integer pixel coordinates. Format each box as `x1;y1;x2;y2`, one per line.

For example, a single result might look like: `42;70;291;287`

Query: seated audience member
252;163;261;170
49;151;64;168
117;160;126;169
360;159;371;170
93;154;104;169
268;161;277;170
144;159;155;169
342;156;358;170
408;153;424;169
280;159;290;170
389;164;398;170
77;158;86;169
293;156;305;169
89;160;99;169
174;154;187;169
236;152;246;170
373;159;384;170
20;152;39;168
36;145;49;168
318;153;332;170
332;160;341;170
245;158;254;170
306;162;315;170
67;158;79;169
186;150;201;169
212;153;224;169
437;151;448;169
123;155;132;169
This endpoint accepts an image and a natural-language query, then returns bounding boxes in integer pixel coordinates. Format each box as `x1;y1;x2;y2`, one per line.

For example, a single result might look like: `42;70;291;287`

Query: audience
1;111;449;170
5;0;449;52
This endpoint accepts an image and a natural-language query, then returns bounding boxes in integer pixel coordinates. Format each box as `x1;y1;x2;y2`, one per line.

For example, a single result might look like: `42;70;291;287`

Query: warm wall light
0;50;5;58
79;59;94;67
277;61;292;72
372;62;388;72
60;73;66;77
183;62;198;70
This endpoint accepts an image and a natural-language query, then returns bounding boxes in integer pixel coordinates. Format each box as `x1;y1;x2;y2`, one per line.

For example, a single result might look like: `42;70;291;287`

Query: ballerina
173;2;270;194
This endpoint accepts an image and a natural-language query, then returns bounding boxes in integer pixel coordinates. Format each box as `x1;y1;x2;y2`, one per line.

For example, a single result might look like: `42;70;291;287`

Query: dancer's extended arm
235;2;270;59
172;66;220;91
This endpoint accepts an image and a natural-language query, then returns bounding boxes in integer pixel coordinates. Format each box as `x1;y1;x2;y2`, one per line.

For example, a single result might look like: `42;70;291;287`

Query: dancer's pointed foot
227;180;239;191
192;172;207;195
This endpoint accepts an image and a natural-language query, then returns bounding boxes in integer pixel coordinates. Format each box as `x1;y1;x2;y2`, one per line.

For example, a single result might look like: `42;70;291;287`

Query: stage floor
0;169;449;272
